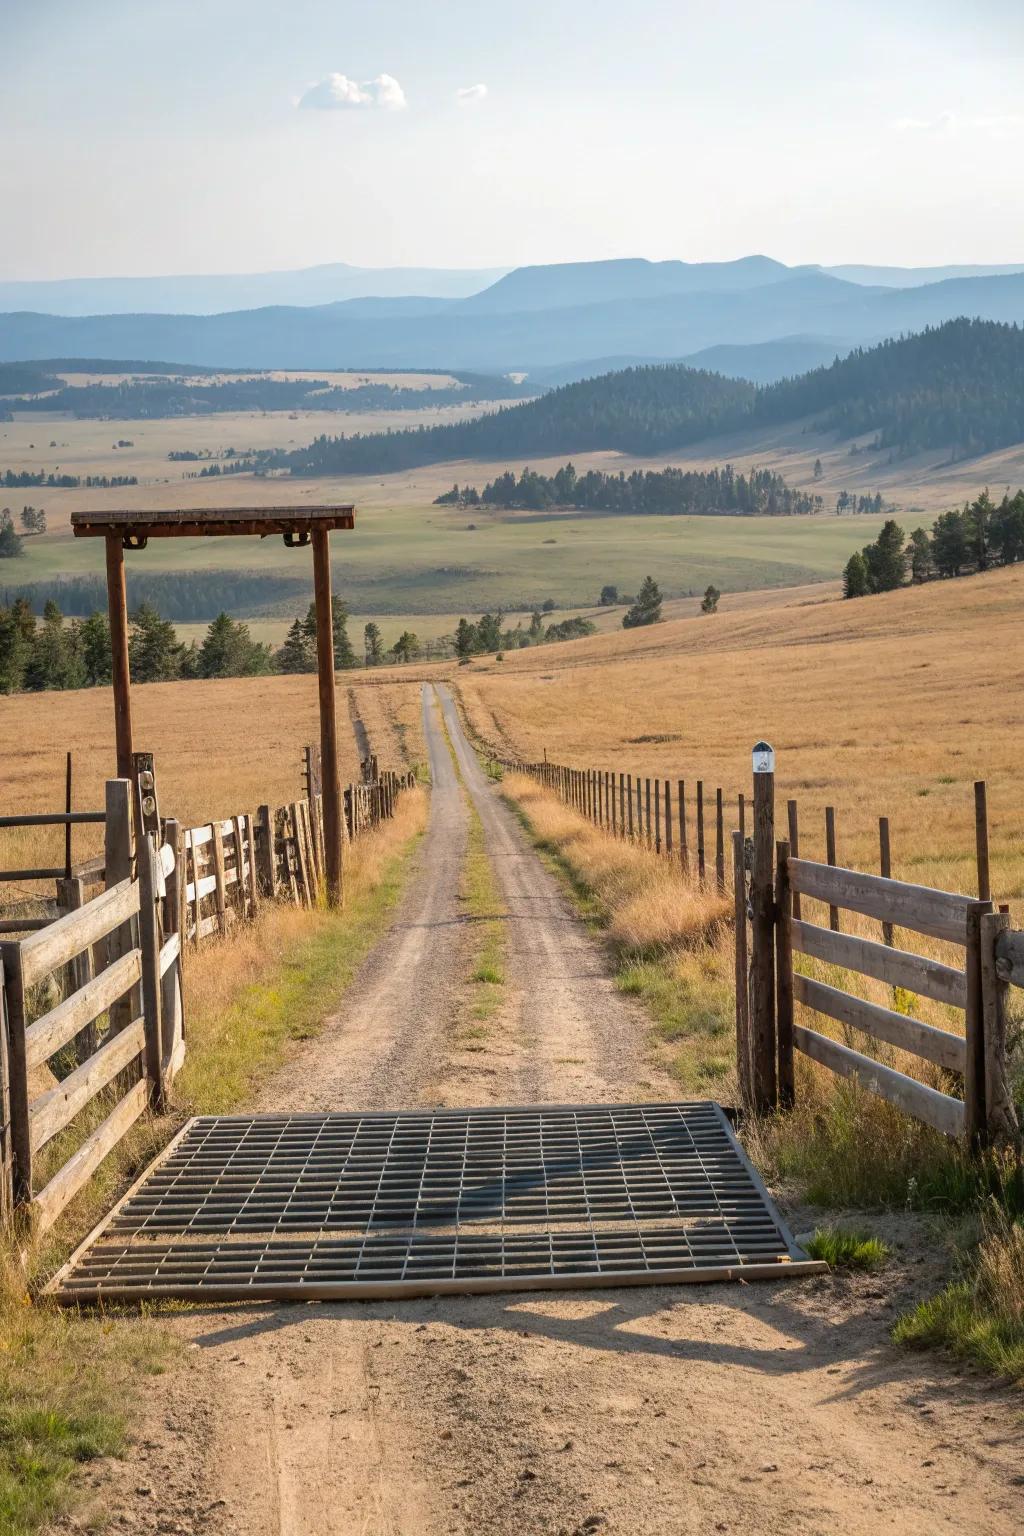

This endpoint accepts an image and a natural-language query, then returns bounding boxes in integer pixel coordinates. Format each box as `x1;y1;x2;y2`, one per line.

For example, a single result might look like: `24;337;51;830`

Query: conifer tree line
842;487;1024;597
453;606;597;660
434;462;824;517
0;594;371;695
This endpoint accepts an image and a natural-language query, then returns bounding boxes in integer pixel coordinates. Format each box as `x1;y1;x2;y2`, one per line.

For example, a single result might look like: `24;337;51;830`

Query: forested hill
277;367;755;475
272;319;1024;477
750;319;1024;458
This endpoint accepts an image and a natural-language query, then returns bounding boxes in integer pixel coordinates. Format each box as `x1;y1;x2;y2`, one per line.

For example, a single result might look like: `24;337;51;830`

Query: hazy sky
3;0;1023;279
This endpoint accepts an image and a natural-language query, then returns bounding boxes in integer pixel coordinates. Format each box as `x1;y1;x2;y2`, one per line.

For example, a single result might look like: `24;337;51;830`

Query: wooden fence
0;780;183;1233
504;746;1021;1150
0;749;416;1230
494;755;730;889
177;753;415;947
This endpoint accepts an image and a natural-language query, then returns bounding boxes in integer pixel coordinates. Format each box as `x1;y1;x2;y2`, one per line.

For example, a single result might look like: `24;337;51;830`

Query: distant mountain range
0;262;507;317
1;256;1023;377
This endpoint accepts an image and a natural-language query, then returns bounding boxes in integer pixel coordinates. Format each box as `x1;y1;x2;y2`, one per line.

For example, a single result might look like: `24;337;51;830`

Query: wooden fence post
678;780;688;874
0;943;31;1212
105;778;137;1033
786;799;800;920
619;773;626;838
211;822;229;936
964;899;993;1145
974;781;991;901
775;840;794;1110
162;818;184;1077
749;744;777;1113
0;957;11;1225
654;781;661;853
664;780;672;856
696;781;706;882
879;816;894;947
645;779;652;847
137;830;165;1112
716;788;725;892
825;806;839;931
732;830;750;1109
57;875;95;1062
981;911;1021;1148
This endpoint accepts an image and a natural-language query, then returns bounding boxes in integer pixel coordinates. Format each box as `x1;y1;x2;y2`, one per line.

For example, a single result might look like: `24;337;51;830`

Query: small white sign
752;741;775;775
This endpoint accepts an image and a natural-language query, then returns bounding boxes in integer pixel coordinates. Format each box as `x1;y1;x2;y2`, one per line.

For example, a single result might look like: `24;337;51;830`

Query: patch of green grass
894;1212;1024;1384
0;1289;176;1535
436;709;507;1027
804;1225;890;1270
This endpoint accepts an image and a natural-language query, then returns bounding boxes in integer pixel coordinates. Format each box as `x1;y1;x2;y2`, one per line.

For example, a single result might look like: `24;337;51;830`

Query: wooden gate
776;850;990;1140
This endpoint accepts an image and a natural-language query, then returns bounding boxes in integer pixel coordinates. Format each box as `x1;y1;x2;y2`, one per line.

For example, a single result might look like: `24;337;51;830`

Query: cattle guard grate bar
47;1103;826;1303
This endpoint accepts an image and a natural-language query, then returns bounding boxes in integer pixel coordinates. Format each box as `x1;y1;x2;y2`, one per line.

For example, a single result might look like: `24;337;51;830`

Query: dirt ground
61;686;1024;1536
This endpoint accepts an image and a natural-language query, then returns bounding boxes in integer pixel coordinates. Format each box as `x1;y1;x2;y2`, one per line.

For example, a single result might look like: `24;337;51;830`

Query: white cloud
298;72;407;111
894;110;1023;139
456;83;488;104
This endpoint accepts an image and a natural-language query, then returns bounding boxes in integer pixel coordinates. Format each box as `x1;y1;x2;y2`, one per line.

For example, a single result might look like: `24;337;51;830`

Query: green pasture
5;502;893;618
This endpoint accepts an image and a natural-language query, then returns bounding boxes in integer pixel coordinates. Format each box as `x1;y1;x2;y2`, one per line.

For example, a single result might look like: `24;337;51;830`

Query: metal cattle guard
49;1101;823;1303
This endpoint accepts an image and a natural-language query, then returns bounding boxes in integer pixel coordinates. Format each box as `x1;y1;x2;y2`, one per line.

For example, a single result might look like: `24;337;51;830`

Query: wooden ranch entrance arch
71;505;356;906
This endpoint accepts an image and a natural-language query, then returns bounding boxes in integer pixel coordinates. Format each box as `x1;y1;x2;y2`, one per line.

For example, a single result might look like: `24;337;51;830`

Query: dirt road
81;686;1024;1536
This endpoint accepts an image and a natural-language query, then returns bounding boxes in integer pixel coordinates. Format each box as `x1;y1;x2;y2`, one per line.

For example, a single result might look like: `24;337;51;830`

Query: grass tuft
804;1225;889;1270
894;1208;1024;1384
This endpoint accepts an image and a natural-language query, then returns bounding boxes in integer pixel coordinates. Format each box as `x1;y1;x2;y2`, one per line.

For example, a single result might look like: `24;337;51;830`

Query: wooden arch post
105;532;134;778
312;526;344;907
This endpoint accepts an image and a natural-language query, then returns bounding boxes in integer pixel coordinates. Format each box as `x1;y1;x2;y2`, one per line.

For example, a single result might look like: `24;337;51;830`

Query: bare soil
61;686;1024;1536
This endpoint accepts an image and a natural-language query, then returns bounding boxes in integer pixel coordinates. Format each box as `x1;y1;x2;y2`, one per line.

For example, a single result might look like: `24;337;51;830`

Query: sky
2;0;1023;280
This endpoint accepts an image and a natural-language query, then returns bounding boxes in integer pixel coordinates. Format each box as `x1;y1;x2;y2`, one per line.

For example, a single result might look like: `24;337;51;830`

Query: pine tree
862;520;906;592
476;612;504;652
0;509;23;558
907;528;933;584
197;613;273;678
390;631;420;663
842;551;870;598
364;621;384;666
24;600;85;690
931;509;971;577
0;604;30;692
454;617;478;661
276;616;316;673
622;575;663;628
129;603;185;682
813;458;823;480
77;611;112;684
700;584;721;614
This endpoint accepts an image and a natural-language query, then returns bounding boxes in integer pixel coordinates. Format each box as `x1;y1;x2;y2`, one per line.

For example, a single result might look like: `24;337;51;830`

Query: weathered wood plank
159;931;181;978
793;1024;965;1138
32;1078;150;1235
788;859;972;944
795;973;965;1072
25;949;142;1071
30;1018;146;1152
792;919;967;1008
995;929;1024;987
211;823;228;937
19;879;140;988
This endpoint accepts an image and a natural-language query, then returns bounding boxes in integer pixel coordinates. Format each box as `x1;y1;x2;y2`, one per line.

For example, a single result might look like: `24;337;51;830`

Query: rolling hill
269;319;1024;475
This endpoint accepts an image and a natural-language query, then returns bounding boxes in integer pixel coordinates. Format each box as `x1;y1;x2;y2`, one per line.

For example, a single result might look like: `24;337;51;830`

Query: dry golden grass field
457;563;1024;919
0;670;431;892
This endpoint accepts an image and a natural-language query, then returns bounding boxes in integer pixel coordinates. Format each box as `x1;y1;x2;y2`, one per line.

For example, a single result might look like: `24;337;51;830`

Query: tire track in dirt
82;689;1024;1536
